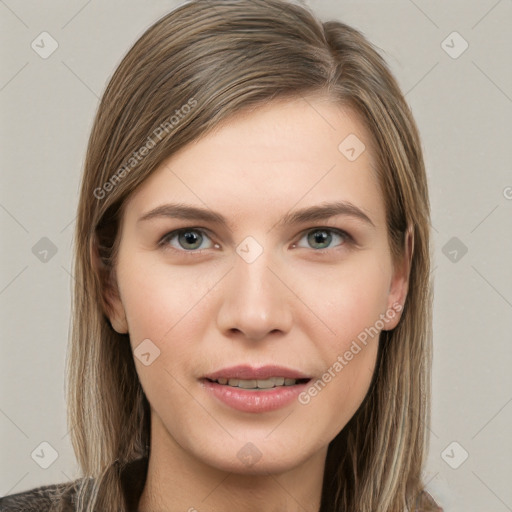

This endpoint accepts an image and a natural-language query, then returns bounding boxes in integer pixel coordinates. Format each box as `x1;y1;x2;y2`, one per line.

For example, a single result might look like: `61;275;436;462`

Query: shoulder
0;480;78;512
0;457;148;512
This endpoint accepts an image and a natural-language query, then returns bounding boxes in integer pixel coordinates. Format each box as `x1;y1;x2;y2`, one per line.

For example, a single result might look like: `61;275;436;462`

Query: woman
0;0;442;510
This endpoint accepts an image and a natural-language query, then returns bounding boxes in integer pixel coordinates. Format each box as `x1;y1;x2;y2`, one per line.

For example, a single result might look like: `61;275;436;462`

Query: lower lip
201;379;310;413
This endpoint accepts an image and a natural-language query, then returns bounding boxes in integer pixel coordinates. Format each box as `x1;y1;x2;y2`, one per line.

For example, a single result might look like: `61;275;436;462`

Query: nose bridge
234;234;278;297
236;247;275;302
216;238;292;339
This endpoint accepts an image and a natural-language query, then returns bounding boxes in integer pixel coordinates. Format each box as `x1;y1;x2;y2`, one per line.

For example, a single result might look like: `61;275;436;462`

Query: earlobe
108;298;129;334
106;277;129;334
90;236;129;334
385;225;414;330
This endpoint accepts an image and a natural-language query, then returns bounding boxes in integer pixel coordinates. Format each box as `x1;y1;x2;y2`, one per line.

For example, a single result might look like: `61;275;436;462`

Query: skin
104;94;411;512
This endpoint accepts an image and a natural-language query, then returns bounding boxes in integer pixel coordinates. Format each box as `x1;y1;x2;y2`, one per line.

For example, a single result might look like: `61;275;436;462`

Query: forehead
122;95;385;230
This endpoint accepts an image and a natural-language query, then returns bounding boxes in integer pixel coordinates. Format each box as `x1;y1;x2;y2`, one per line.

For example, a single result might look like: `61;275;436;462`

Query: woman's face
106;95;409;474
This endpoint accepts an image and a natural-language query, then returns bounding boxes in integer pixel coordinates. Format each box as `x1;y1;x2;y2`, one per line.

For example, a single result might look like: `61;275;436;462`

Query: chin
190;434;319;476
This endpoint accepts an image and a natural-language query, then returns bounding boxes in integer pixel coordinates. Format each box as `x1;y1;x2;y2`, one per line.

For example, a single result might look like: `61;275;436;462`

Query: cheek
119;257;216;344
299;251;392;351
117;259;214;413
117;256;225;402
291;253;390;422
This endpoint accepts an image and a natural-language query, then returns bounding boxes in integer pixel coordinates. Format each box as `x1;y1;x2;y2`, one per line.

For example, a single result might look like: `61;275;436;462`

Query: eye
159;228;216;252
158;226;352;255
293;227;352;250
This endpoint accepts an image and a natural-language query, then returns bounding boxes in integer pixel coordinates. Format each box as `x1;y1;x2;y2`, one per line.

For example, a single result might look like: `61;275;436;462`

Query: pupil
309;230;331;249
180;231;201;249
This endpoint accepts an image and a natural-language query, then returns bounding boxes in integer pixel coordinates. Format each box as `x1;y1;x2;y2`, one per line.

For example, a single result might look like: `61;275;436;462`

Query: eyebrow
137;201;375;228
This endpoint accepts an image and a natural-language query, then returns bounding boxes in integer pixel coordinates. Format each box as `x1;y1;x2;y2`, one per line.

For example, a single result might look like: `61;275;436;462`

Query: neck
138;415;327;512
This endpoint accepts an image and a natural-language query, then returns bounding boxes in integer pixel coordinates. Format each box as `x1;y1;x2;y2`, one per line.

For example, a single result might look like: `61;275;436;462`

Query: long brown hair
62;0;436;510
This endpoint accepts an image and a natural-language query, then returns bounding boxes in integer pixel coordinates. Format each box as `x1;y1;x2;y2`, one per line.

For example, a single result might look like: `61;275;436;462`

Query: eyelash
158;226;354;257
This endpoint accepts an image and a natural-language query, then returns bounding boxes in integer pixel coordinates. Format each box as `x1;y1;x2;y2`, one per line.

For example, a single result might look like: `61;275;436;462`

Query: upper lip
203;365;311;381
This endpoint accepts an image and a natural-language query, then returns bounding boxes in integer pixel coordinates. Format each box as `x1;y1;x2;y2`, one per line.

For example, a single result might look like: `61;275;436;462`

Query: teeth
258;377;284;388
238;379;257;389
214;377;298;389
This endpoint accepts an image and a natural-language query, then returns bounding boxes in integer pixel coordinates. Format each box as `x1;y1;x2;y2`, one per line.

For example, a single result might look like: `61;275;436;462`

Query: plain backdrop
1;1;511;510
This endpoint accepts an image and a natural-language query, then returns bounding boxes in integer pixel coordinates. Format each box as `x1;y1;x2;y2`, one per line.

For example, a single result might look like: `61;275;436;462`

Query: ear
90;236;129;334
384;225;414;330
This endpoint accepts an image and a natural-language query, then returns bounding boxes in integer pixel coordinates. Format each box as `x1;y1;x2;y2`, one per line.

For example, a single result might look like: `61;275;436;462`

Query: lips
202;365;311;393
203;364;312;381
201;365;312;412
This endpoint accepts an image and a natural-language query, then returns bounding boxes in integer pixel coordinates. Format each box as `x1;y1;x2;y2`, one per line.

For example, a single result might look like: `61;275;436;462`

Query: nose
215;247;293;342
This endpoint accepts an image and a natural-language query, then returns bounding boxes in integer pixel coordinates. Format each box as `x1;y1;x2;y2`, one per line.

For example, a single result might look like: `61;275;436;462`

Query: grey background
1;0;511;510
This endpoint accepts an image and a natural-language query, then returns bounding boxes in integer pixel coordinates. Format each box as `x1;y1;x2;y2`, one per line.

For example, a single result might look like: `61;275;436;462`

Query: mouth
201;365;312;412
204;376;311;390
